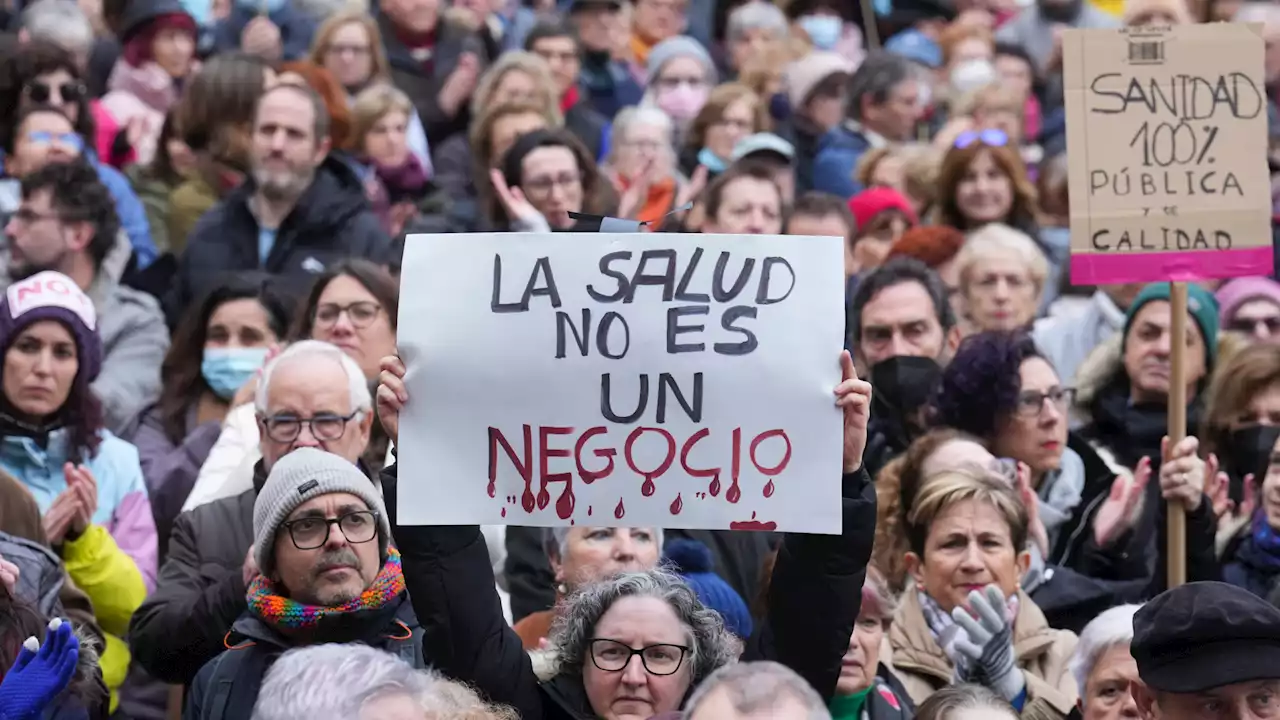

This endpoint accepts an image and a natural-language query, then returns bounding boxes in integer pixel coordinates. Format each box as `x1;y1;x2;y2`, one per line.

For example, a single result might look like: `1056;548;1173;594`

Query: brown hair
277;61;353;151
308;12;392;87
291;259;400;341
469;100;563;229
1203;343;1280;458
703;161;782;222
685;83;769;152
872;428;979;593
348;83;414;154
935;142;1038;232
1037;153;1070;226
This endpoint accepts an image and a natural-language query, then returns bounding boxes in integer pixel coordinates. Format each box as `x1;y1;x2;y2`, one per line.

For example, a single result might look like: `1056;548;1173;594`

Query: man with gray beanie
184;448;424;719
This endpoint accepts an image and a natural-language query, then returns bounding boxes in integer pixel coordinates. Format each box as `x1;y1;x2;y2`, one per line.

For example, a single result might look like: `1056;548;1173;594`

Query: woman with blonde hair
886;465;1079;717
953;224;1049;333
349;84;448;236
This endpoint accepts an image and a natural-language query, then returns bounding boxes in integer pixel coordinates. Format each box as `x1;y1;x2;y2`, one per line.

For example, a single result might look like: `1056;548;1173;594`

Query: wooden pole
1167;282;1188;588
860;0;880;50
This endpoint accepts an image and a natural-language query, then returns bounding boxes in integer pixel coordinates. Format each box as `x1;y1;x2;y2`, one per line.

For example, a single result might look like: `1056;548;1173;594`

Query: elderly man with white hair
684;660;833;720
18;0;96;68
1068;604;1141;720
252;643;514;720
130;341;379;687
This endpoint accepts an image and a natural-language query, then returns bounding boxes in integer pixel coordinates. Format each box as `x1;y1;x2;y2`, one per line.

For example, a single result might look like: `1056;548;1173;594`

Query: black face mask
870;355;942;422
1229;425;1280;481
1038;0;1083;23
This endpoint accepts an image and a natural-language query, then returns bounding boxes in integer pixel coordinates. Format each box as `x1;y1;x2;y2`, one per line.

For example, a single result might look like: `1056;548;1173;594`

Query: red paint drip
536;486;551;510
487;479;496;498
555;483;577;520
641;477;656;497
614;498;626;519
521;487;536;513
726;484;741;504
726;428;742;504
587;505;593;516
763;479;775;498
731;511;777;531
709;477;721;496
670;493;683;515
501;507;507;518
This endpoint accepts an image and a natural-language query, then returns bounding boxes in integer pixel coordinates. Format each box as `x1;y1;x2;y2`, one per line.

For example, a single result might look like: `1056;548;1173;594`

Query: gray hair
846;50;918;122
607;106;675;166
548;568;738;686
684;661;831;720
21;0;94;57
543;526;666;561
251;644;516;720
255;340;372;414
915;684;1017;720
726;1;788;44
1068;604;1141;700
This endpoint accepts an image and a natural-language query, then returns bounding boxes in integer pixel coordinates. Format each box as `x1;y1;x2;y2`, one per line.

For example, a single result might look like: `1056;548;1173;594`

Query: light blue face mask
798;15;844;50
202;347;270;400
697;147;728;174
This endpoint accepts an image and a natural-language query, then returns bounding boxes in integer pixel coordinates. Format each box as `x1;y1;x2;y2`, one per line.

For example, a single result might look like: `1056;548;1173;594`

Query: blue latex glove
0;618;80;720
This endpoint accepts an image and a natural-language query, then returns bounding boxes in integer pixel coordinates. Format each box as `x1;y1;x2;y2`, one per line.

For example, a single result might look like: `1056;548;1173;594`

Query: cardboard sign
5;271;96;330
396;233;845;534
1064;23;1272;283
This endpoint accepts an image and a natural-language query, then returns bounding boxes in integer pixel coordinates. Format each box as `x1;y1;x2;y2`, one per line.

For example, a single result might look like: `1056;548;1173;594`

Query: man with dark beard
183;447;425;719
165;83;392;327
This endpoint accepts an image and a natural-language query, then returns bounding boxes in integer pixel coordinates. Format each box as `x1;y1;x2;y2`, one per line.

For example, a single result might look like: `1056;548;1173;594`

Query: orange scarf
630;33;656;68
620;175;678;230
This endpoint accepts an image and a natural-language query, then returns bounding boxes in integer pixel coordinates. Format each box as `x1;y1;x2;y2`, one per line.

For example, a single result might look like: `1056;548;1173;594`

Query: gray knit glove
951;585;1025;702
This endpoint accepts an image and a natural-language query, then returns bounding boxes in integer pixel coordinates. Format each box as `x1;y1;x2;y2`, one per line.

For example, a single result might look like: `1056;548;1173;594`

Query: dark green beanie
1122;282;1220;369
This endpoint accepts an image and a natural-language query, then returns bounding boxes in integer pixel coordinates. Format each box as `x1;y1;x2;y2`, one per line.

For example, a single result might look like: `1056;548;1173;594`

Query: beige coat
884;589;1079;720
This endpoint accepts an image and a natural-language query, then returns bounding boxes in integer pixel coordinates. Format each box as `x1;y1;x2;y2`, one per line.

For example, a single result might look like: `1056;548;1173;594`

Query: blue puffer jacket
811;122;872;200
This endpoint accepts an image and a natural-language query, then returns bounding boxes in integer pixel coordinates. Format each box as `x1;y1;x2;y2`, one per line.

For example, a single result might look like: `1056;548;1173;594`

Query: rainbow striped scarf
247;548;406;630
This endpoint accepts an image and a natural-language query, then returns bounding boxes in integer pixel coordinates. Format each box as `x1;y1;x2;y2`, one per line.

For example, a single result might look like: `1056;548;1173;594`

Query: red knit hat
847;187;919;231
888;225;966;268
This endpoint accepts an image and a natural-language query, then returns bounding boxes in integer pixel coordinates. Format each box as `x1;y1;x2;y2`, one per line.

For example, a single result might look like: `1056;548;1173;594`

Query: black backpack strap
201;640;277;720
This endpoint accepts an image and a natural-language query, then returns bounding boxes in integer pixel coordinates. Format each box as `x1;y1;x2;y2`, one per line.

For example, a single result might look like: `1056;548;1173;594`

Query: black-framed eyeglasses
1014;387;1076;418
25;80;86;105
588;639;690;676
1230;316;1280;336
314;301;382;329
280;510;379;550
261;410;361;442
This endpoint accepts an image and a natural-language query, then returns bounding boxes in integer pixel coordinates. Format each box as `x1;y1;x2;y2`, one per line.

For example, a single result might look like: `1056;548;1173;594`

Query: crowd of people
1;0;1280;715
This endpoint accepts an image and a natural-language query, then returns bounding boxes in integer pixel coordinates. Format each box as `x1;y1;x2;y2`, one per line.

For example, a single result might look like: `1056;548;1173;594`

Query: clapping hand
1014;462;1049;558
1092;457;1152;548
951;585;1025;702
490;169;547;230
63;464;97;539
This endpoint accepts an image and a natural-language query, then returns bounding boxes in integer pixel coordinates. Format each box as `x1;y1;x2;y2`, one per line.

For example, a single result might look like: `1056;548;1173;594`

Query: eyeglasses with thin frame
1230;316;1280;336
523;171;582;199
261;410;362;443
9;207;63;226
314;301;382;329
588;639;690;676
280;510;379;550
325;43;371;57
1014;387;1075;418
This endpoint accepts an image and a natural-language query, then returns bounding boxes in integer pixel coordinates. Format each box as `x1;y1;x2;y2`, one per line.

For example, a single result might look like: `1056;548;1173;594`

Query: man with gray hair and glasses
130;341;380;687
683;661;833;720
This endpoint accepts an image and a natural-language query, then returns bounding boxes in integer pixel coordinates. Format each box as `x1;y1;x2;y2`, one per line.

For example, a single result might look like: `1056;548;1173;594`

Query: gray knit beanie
646;36;719;87
253;448;390;578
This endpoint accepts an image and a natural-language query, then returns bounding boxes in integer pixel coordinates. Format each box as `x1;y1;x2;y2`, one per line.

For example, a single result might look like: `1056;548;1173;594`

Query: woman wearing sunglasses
1;39;158;269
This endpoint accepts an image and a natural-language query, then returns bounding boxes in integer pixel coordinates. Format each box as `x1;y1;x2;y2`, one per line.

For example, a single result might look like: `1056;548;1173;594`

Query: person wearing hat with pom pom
185;447;426;720
0;270;155;715
665;538;753;641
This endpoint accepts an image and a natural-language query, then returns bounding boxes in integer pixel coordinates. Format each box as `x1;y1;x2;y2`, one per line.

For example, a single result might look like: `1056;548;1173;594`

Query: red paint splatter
641;477;656;497
555;483;577;520
726;428;742;504
501;507;506;518
730;512;777;531
670;493;683;515
614;498;626;519
587;505;593;516
763;479;775;498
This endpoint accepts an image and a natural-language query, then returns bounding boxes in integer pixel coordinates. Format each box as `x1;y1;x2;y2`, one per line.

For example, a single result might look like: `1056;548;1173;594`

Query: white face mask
950;59;997;95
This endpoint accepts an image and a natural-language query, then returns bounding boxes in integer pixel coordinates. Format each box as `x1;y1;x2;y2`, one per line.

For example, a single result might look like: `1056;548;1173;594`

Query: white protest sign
396;233;845;534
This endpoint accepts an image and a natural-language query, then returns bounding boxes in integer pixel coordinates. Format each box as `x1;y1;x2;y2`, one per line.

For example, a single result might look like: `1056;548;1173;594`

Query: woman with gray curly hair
377;349;880;719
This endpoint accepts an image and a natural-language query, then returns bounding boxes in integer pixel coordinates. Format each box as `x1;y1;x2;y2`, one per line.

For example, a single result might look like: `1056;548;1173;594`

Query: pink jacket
99;61;182;167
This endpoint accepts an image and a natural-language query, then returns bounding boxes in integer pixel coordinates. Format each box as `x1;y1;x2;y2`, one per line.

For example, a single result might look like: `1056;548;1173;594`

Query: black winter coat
388;464;877;718
163;156;392;326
